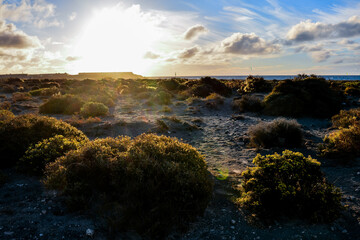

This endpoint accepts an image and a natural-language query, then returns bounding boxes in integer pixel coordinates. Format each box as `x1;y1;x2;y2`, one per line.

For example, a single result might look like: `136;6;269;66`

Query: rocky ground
1;91;360;240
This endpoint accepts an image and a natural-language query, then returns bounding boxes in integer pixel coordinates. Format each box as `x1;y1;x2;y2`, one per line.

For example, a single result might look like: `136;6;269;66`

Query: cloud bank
0;21;40;48
184;24;208;40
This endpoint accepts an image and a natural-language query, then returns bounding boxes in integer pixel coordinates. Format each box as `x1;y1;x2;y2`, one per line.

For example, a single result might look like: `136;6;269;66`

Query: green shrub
232;95;263;112
39;94;84;115
183;77;232;98
153;91;172;105
159;79;180;91
0;110;15;122
238;150;342;222
239;75;273;93
156;119;170;132
29;87;59;96
320;122;360;159
263;76;342;118
18;135;86;175
80;102;109;117
344;86;360;96
248;118;303;148
0;114;88;168
44;134;213;238
331;108;360;129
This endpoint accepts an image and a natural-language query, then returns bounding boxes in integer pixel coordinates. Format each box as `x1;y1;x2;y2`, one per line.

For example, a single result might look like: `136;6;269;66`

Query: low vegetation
18;135;86;175
248;118;303;148
232;95;263;112
0;109;15;122
320;108;360;159
263;75;343;118
239;75;274;93
80;102;109;117
39;94;85;115
0;114;88;168
44;134;213;238
238;150;342;222
29;87;59;97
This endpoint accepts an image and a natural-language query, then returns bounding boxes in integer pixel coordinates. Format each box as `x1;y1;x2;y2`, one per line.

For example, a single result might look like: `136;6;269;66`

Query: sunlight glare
72;4;163;75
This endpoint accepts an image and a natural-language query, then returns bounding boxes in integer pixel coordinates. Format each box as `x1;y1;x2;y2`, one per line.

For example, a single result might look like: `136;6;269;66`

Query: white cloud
220;33;280;55
69;12;77;21
184;24;208;40
0;20;40;49
0;0;61;28
311;51;331;62
287;16;360;42
144;51;160;59
178;46;199;59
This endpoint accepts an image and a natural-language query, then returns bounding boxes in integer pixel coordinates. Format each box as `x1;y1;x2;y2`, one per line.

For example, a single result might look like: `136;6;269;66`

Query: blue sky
0;0;359;76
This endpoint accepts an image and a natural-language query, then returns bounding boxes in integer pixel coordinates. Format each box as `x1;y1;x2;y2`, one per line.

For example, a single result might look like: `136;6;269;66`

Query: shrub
320;122;360;159
344;86;360;96
183;77;232;98
153;91;172;105
0;101;11;110
12;92;31;102
263;76;343;118
0;110;15;122
240;75;273;93
44;134;213;238
18;135;86;175
39;94;84;115
0;114;88;168
156;119;170;132
248;118;303;148
331;108;360;129
232;95;263;112
160;106;173;113
159;79;180;91
29;87;59;97
80;102;109;117
238;150;342;222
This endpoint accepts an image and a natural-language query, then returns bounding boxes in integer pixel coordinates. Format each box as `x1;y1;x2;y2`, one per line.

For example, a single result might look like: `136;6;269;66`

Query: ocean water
169;75;360;81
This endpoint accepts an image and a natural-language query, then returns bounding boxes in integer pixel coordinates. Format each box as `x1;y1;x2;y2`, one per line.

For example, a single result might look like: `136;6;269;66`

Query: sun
71;4;162;75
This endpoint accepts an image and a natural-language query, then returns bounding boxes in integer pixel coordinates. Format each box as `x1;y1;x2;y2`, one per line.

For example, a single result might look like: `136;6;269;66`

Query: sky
0;0;359;76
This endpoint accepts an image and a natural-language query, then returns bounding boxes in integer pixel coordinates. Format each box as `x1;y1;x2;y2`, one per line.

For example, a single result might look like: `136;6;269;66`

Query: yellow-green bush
44;134;213;238
29;87;59;97
238;150;342;222
331;108;360;129
248;118;303;148
263;76;342;118
0;110;15;122
320;122;360;158
232;95;263;112
18;135;87;175
0;114;88;168
80;102;109;117
39;94;84;115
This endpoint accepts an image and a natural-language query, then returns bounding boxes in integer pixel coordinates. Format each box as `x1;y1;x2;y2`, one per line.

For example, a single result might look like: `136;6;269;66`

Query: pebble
86;228;94;237
342;229;348;234
42;210;47;214
231;220;236;225
230;226;235;230
331;227;335;231
4;232;14;236
39;233;43;237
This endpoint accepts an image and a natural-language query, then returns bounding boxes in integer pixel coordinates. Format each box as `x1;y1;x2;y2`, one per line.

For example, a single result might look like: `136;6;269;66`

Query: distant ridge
0;72;144;80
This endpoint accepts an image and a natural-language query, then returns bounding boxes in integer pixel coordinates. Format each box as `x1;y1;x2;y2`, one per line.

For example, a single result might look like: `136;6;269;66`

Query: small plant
44;134;213;238
18;135;86;175
0;110;15;122
331;108;360;129
248;118;303;148
156;119;170;132
0;101;11;110
39;94;85;115
153;91;172;105
0;114;87;168
12;92;31;102
232;95;263;112
29;87;59;97
160;106;173;113
320;122;360;159
238;150;342;222
205;93;225;109
80;102;109;117
240;75;273;93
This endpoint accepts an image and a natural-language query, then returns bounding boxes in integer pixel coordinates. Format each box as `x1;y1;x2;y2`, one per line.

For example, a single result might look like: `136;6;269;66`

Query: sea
153;75;360;81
